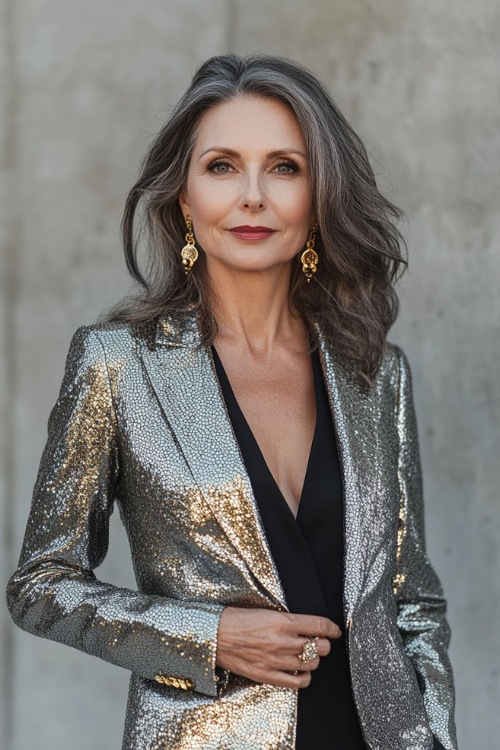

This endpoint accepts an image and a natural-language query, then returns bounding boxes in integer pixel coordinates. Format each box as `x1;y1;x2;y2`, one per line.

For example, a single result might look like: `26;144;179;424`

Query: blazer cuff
152;602;225;698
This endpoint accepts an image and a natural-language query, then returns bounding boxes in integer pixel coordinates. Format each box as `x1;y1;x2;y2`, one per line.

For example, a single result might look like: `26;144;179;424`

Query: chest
212;345;317;516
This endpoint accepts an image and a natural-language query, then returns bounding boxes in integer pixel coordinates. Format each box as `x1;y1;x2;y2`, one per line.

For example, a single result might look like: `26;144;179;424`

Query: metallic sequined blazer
6;313;457;750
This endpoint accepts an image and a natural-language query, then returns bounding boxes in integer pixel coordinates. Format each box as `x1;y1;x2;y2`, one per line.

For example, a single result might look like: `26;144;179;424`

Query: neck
207;261;307;355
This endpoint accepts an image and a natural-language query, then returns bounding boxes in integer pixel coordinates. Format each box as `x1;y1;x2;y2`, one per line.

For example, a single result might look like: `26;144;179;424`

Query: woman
6;54;457;750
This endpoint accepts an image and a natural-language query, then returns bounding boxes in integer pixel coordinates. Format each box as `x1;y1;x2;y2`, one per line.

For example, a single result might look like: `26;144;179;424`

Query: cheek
188;177;235;226
270;182;313;227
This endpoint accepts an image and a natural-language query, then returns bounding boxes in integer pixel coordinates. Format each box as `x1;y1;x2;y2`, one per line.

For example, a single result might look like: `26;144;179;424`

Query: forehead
192;96;307;154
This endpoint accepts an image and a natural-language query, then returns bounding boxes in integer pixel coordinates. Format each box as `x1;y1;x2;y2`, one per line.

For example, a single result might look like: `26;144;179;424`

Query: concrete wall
1;1;498;748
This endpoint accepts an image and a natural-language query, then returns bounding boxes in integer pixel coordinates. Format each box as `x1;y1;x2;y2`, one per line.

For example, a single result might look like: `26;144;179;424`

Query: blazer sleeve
393;345;458;750
6;325;225;697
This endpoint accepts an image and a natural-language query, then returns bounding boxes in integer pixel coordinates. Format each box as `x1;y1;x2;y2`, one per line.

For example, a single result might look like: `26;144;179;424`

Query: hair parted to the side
101;53;407;383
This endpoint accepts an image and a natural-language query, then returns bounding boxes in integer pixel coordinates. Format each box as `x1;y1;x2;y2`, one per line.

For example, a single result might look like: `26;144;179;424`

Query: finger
280;654;321;672
285;613;342;639
263;669;312;690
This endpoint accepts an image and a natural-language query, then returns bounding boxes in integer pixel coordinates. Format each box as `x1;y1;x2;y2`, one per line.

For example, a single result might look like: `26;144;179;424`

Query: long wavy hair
102;53;407;383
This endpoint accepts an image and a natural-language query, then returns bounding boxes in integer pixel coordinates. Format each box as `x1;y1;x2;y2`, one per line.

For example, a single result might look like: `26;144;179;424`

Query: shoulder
377;341;418;427
315;319;412;392
377;340;413;385
66;320;155;365
362;341;416;420
55;322;156;395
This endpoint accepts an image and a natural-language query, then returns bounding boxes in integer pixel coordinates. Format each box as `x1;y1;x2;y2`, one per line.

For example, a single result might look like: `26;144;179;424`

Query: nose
239;170;266;211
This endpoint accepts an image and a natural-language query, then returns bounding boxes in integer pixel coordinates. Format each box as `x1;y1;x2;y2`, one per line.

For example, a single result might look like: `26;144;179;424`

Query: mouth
228;226;277;241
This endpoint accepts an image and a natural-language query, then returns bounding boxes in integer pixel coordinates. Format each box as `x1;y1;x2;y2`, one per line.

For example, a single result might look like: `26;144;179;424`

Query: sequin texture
6;313;457;750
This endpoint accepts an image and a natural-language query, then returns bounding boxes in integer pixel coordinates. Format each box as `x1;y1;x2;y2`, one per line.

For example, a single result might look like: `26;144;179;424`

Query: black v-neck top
211;344;367;749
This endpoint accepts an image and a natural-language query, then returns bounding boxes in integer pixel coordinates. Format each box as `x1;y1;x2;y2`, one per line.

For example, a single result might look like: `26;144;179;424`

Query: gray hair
103;53;407;382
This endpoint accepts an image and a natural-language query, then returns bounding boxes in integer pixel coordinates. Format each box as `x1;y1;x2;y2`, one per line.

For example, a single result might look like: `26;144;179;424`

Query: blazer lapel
139;314;287;610
316;325;381;617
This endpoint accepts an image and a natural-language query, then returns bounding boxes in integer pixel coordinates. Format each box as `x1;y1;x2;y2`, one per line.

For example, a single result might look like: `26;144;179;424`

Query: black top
211;344;366;749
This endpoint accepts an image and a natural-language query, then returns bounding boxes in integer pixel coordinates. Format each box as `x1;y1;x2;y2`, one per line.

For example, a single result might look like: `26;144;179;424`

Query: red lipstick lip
228;226;277;240
229;226;276;232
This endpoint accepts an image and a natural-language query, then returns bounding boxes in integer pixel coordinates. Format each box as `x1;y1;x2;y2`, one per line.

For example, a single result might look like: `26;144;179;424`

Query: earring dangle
181;215;198;274
301;223;319;283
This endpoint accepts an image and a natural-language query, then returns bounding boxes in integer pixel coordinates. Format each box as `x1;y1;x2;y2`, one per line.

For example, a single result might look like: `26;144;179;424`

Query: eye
273;160;300;174
207;159;234;174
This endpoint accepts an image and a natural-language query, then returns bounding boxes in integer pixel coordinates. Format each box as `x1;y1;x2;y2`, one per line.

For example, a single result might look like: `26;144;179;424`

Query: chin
209;251;294;274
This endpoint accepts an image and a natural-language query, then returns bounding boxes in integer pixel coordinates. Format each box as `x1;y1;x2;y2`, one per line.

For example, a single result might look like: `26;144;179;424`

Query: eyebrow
199;147;308;160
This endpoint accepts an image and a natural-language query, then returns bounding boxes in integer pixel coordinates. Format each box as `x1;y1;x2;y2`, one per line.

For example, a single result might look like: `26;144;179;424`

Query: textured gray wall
1;1;498;748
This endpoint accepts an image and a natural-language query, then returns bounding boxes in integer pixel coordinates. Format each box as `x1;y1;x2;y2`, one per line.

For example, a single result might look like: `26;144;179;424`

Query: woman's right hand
215;606;342;689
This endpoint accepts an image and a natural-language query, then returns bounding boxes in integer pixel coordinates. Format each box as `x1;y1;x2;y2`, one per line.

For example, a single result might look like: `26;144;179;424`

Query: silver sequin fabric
6;312;457;750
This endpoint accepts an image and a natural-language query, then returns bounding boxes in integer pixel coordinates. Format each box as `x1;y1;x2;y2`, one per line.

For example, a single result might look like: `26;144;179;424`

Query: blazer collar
154;311;201;348
140;311;377;615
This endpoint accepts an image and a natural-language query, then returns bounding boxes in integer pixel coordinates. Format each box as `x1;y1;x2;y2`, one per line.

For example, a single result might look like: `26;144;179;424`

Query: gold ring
298;636;319;663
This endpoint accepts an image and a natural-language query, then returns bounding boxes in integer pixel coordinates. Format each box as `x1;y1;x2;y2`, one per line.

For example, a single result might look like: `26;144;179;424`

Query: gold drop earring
301;222;319;283
181;215;198;274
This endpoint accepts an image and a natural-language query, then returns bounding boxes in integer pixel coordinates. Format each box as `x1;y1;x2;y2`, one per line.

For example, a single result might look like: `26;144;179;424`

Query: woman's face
179;96;314;275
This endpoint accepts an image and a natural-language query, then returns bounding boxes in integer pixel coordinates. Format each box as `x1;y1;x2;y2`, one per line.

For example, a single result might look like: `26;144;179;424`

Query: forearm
7;559;225;696
396;598;456;745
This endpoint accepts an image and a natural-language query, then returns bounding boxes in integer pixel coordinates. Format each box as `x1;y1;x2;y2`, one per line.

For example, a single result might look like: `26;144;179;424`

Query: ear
178;190;190;219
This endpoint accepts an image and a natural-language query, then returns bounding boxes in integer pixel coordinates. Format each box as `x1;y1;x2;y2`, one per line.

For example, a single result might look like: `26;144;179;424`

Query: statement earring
181;215;198;274
301;222;318;283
